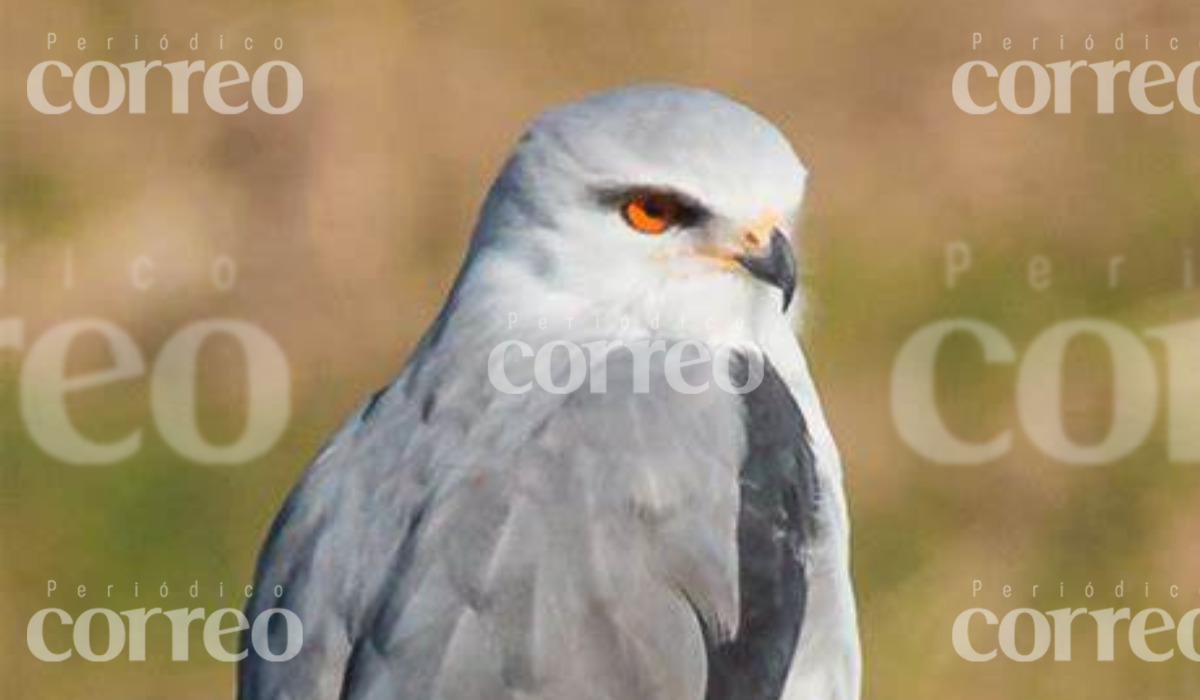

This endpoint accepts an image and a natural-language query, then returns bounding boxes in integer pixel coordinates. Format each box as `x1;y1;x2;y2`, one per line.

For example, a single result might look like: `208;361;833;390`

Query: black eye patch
594;185;712;231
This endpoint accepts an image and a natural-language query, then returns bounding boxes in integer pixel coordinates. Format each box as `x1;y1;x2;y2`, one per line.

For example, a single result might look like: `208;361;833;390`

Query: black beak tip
781;281;795;313
737;229;798;314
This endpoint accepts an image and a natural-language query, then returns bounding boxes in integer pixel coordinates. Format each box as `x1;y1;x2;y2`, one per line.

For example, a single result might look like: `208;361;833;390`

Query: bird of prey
239;84;860;700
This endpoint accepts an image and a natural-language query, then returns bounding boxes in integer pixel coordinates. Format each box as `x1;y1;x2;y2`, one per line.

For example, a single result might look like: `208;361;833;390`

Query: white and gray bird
240;84;861;700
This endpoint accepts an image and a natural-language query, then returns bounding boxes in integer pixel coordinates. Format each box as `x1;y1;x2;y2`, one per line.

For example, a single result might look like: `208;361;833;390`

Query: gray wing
237;382;430;700
239;346;813;700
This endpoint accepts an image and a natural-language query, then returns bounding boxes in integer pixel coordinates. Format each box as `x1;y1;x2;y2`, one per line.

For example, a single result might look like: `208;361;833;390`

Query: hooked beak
736;228;797;312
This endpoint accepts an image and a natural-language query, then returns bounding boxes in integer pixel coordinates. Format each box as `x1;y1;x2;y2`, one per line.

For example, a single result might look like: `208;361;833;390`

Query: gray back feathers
241;344;814;700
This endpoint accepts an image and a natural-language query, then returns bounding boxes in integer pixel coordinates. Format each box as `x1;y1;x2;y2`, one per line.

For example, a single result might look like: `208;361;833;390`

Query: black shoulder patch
703;353;819;700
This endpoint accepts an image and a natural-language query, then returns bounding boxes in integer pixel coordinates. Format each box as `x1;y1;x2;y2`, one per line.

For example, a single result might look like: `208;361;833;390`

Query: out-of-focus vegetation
4;0;1200;698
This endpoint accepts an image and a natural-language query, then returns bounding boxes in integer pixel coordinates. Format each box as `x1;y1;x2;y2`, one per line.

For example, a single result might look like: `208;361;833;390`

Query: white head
443;84;810;348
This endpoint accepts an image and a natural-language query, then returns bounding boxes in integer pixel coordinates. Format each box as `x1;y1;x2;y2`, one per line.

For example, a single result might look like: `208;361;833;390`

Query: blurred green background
4;0;1200;698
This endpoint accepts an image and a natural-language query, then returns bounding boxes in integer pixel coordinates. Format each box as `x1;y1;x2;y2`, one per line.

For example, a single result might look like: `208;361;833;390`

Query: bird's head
458;84;809;346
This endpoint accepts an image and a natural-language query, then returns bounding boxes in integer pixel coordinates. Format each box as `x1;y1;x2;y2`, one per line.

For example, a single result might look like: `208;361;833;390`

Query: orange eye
622;193;682;235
